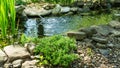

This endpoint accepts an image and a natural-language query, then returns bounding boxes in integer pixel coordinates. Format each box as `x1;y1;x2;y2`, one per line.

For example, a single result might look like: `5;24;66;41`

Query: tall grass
0;0;16;38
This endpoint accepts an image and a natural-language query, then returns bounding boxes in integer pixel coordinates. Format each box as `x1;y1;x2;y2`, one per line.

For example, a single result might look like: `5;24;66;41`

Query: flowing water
24;15;81;37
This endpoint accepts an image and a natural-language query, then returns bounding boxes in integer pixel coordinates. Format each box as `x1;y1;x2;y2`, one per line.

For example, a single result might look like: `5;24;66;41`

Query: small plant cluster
34;35;77;67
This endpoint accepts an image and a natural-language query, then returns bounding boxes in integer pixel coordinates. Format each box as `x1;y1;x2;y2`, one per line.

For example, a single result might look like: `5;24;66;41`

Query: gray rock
0;49;7;67
79;27;97;37
111;30;120;37
16;5;27;21
92;25;113;36
99;49;110;56
109;21;120;29
60;7;70;13
78;8;84;12
4;45;30;62
52;4;61;15
15;5;25;14
22;60;37;68
96;43;107;48
107;43;114;48
24;8;51;16
113;44;120;48
67;32;86;40
70;7;78;12
12;59;23;68
92;37;108;44
4;63;13;68
24;43;35;55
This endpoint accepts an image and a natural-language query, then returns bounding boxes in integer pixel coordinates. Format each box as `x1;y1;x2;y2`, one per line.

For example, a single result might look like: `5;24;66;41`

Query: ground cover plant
79;14;112;28
34;35;78;67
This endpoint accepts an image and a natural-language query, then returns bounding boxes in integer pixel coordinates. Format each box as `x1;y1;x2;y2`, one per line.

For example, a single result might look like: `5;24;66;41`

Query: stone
67;32;86;40
0;49;7;67
52;4;61;15
43;4;55;10
78;8;84;12
4;63;13;68
99;64;109;68
96;43;107;49
70;7;78;12
114;44;120;48
79;27;97;37
24;43;36;55
99;49;110;56
22;60;37;68
109;21;120;29
12;59;23;68
111;30;120;37
60;7;70;13
84;56;91;63
15;5;25;14
16;5;27;21
24;8;51;16
92;37;108;44
3;45;30;62
107;43;114;48
92;25;113;36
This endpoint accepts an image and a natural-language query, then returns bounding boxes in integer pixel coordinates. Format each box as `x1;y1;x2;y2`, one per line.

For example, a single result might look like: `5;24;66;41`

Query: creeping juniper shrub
34;35;77;67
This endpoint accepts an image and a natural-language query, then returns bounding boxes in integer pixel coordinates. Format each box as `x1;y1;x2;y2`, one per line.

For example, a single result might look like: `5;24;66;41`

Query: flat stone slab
4;45;30;62
92;37;108;44
67;32;86;40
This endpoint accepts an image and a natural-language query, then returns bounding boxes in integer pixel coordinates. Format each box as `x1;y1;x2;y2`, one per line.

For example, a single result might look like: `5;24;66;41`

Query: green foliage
15;0;40;5
44;0;75;5
15;0;75;5
20;34;34;44
0;0;16;38
34;35;77;67
79;14;112;28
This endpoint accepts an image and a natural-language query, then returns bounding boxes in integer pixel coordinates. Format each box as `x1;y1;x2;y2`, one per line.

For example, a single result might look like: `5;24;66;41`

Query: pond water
24;15;82;37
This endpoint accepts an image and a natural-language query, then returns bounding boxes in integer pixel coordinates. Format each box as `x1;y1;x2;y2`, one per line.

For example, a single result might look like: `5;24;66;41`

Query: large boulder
3;45;30;62
0;49;7;67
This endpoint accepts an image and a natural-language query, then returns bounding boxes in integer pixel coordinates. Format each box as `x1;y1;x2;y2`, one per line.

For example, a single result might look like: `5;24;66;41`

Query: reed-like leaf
0;0;16;38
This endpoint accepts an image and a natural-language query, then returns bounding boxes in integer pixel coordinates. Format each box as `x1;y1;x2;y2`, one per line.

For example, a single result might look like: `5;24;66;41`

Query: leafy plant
20;34;34;44
34;35;77;67
0;0;16;38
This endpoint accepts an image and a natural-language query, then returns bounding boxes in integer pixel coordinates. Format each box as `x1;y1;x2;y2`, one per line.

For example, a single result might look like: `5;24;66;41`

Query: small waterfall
24;19;38;37
24;15;81;37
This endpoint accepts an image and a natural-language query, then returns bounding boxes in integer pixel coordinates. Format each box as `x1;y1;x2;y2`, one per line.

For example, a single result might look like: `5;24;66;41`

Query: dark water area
24;15;82;37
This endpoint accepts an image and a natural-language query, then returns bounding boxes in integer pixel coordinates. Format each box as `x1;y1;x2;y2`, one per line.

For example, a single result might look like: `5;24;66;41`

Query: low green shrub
34;35;77;67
